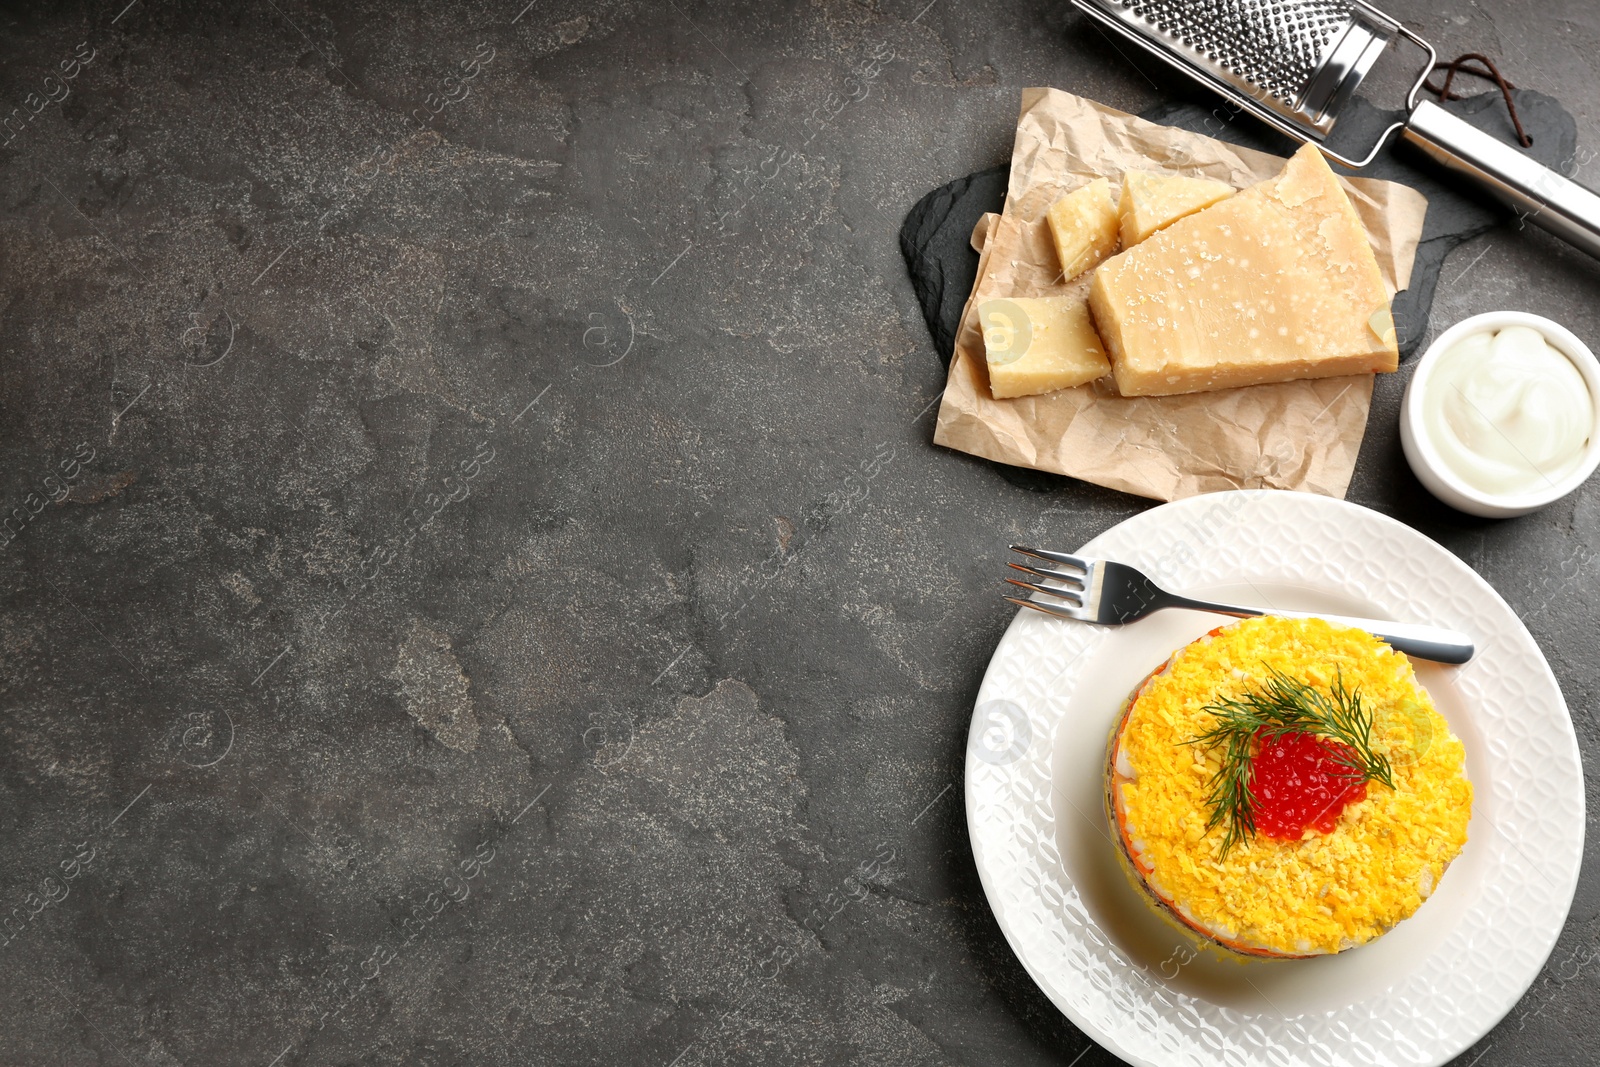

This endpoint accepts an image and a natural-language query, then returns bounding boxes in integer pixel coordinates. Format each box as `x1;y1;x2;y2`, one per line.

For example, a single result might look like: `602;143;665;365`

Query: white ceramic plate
966;490;1584;1067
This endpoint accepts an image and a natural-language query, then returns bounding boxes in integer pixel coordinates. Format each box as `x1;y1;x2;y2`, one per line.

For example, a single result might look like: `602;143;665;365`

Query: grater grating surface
1118;0;1355;105
1076;0;1420;161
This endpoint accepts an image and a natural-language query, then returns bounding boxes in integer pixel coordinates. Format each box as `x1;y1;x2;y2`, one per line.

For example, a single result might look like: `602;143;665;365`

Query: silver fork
1004;545;1475;665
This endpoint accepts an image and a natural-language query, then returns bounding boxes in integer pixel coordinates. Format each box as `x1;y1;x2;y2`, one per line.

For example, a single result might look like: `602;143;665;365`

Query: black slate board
900;90;1579;367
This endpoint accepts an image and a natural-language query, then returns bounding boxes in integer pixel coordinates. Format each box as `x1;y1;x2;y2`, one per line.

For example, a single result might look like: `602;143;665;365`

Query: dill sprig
1181;666;1394;859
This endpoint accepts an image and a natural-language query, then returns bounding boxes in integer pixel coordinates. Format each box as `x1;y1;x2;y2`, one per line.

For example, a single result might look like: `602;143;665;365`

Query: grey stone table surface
1;2;1597;1065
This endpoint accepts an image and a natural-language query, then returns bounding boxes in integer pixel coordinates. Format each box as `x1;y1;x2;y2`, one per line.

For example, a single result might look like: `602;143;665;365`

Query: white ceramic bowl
1400;311;1600;518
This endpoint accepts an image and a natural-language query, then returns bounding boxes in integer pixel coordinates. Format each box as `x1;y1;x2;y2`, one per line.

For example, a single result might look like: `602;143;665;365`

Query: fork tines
1010;545;1089;571
1004;545;1088;612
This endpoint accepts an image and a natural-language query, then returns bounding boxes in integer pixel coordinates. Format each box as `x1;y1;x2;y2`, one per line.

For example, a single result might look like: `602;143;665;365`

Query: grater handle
1404;99;1600;259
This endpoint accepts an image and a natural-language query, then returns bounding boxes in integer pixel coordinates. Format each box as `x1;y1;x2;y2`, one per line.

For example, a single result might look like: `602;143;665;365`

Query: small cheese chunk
979;295;1111;399
1089;143;1398;398
1119;170;1236;246
1046;178;1119;281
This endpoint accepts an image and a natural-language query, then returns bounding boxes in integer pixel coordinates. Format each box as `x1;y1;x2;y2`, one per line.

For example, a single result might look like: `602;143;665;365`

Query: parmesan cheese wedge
1089;143;1399;397
1045;178;1119;282
1118;170;1236;246
979;295;1111;399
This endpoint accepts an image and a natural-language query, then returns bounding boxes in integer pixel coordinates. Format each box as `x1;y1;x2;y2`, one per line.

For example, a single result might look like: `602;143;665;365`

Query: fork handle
1164;597;1475;665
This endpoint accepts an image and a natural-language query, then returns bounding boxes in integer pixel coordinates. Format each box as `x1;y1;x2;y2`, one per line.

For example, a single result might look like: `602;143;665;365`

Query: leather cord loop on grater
1424;53;1533;148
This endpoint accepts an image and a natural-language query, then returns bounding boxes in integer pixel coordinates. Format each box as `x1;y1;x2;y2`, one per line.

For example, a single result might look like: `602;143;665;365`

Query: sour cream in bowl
1401;311;1600;517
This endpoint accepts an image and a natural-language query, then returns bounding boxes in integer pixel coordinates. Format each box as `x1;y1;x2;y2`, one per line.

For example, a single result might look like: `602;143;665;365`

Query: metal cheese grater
1072;0;1600;258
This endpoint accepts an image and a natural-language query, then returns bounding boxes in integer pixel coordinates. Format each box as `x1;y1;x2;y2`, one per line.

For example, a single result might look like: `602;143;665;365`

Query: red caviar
1251;729;1369;838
